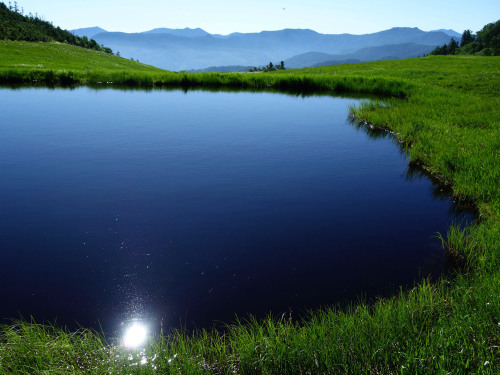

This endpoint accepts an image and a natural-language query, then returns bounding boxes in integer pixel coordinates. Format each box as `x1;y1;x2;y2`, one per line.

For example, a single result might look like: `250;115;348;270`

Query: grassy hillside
0;40;164;82
0;2;113;53
0;42;499;374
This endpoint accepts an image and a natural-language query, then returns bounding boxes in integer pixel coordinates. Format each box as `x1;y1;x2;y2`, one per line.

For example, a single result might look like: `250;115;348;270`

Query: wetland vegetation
0;31;499;374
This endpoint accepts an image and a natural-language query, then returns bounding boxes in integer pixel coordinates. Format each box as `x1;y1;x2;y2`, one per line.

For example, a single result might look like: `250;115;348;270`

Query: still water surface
0;87;468;335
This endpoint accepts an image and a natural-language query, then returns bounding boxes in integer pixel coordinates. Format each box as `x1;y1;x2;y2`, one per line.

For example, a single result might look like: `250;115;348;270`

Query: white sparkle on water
123;323;148;349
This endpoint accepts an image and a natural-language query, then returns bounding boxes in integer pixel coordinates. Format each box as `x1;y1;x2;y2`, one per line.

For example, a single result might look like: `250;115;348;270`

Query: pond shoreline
1;51;499;373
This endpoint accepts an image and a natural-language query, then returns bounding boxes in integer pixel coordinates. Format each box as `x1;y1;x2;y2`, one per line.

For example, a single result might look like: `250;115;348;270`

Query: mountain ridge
70;26;106;39
71;26;458;71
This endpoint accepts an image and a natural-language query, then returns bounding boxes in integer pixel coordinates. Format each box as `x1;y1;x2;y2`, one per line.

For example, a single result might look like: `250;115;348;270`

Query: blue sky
13;0;500;35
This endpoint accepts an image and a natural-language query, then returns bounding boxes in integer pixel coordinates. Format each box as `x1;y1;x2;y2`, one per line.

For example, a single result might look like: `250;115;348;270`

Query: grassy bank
0;41;411;96
0;42;499;374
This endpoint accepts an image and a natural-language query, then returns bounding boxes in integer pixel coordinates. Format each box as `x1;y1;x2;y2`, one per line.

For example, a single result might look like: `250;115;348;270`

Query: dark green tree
448;39;459;54
430;43;449;55
460;30;475;47
476;20;500;55
0;1;113;53
430;20;500;56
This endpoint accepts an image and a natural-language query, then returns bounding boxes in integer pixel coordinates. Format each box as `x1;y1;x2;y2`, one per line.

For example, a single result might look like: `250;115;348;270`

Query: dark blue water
0;87;468;337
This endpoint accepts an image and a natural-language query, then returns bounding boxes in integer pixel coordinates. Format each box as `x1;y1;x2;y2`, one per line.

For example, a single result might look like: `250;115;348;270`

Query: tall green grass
0;42;499;374
2;272;499;374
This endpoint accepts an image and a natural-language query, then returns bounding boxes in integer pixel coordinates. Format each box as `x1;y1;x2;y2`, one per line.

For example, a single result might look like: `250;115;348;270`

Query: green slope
0;40;164;73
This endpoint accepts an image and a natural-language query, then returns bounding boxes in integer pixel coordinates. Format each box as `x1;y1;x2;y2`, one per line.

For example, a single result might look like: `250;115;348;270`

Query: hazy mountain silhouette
142;27;210;38
188;65;254;73
71;26;457;71
431;29;462;39
71;26;106;39
285;43;437;68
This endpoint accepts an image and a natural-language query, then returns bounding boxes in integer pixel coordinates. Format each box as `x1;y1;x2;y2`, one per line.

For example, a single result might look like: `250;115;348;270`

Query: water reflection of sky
0;87;475;337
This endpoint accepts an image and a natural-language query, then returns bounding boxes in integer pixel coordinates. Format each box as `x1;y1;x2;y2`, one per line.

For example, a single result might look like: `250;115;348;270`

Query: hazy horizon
12;0;500;36
70;25;461;37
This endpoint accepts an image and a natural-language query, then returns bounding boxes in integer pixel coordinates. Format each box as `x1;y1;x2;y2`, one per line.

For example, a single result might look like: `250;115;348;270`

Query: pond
0;87;470;337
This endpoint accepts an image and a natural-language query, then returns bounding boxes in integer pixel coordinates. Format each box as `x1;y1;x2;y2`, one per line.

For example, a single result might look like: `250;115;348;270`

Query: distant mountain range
71;26;460;71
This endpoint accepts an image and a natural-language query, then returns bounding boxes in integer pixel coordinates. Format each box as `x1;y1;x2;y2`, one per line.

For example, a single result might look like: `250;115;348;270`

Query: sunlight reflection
123;322;148;349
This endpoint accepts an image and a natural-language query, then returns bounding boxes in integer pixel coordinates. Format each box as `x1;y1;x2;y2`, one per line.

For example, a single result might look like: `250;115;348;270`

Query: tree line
430;20;500;56
248;61;286;72
0;2;113;54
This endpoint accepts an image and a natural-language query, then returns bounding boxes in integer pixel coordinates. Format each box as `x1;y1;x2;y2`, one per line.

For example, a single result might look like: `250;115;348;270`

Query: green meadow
0;41;499;374
0;40;164;73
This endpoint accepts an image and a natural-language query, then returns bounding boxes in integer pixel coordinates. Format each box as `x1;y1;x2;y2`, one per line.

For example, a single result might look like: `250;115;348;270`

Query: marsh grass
437;225;477;269
2;278;499;374
0;42;499;374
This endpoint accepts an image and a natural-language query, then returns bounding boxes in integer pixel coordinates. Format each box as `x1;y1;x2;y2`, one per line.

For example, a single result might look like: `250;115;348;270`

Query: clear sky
11;0;500;35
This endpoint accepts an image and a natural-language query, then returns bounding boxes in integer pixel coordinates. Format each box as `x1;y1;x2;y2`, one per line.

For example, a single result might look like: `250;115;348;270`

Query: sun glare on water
123;323;148;349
